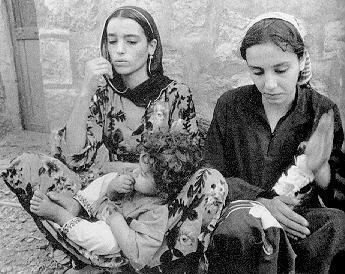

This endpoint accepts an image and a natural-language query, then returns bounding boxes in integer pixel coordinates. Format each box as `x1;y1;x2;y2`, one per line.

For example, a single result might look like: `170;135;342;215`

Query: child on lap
30;132;204;270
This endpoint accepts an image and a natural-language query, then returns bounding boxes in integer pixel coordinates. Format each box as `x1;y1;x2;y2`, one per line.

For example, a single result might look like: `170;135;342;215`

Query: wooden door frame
4;0;49;132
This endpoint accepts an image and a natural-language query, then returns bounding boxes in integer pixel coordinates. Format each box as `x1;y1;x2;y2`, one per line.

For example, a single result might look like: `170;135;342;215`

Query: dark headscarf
100;6;172;107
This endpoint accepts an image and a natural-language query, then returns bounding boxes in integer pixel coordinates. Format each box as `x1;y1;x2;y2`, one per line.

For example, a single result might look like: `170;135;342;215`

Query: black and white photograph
0;0;344;273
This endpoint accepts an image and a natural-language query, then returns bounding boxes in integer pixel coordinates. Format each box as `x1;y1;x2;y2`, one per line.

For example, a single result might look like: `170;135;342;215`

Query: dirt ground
0;130;69;273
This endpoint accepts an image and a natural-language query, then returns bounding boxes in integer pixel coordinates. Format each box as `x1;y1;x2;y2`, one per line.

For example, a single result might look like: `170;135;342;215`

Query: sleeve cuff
74;192;93;217
60;217;83;235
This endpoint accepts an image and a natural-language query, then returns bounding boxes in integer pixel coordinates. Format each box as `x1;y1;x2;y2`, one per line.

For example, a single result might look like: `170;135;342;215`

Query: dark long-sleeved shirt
205;84;344;201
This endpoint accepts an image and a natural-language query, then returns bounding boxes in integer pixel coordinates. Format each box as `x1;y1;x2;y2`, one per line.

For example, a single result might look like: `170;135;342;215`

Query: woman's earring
148;54;153;75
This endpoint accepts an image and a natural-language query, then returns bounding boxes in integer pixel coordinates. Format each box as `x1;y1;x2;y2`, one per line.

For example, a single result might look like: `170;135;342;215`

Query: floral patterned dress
52;79;199;178
1;155;227;272
1;79;228;272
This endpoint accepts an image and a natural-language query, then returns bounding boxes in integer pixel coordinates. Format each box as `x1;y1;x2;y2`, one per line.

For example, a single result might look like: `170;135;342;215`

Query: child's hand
107;174;134;195
105;205;123;226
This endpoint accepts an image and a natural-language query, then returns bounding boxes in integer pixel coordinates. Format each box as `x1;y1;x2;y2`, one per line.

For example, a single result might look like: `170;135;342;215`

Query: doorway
5;0;49;132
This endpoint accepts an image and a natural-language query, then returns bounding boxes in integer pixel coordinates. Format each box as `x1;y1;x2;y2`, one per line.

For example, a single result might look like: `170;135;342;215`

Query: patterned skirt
1;152;228;272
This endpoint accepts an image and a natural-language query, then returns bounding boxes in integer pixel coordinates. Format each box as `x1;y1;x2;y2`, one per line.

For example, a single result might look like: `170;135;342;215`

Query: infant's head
137;132;204;203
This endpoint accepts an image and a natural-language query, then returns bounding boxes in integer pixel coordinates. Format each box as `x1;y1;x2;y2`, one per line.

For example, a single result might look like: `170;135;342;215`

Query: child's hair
240;18;305;61
138;132;204;203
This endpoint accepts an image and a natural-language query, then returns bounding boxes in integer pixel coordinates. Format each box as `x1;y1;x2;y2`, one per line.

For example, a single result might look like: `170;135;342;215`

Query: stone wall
5;0;345;131
0;1;21;137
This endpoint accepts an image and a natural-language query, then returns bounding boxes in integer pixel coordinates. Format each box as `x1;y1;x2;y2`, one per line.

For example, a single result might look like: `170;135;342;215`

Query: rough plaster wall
32;0;345;130
0;1;21;136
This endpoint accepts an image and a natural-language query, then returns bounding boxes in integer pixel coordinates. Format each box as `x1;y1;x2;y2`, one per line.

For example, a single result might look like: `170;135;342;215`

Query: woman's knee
212;209;262;257
305;207;345;237
326;208;345;239
195;168;228;196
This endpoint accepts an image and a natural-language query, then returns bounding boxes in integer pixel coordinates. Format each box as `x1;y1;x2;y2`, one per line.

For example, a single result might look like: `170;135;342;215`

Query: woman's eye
276;69;288;74
253;71;264;76
127;40;138;45
108;40;117;45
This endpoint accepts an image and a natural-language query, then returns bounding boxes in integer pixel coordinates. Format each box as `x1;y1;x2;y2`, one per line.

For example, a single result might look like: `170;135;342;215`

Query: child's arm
106;205;168;270
106;210;131;247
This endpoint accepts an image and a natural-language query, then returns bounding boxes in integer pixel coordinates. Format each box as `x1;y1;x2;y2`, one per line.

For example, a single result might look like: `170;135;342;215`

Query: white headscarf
244;12;312;85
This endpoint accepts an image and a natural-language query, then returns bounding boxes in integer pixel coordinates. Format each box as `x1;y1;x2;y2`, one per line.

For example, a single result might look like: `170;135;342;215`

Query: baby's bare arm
106;211;131;253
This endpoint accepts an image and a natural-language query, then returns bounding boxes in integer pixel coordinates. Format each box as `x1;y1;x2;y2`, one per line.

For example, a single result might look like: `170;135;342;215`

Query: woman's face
246;42;304;108
106;17;156;78
132;153;156;195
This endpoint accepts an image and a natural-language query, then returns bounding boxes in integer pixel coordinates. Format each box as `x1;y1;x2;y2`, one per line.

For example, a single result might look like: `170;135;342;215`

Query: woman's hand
305;110;334;188
82;57;113;95
257;196;310;240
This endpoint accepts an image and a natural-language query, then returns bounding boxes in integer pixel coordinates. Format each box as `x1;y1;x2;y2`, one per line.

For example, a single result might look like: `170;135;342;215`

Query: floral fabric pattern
149;168;228;272
0;153;81;210
1;155;227;272
52;81;199;178
61;217;84;235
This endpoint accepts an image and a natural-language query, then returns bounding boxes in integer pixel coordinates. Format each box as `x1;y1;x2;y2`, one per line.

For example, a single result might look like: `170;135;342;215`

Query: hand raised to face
83;57;113;94
305;110;334;173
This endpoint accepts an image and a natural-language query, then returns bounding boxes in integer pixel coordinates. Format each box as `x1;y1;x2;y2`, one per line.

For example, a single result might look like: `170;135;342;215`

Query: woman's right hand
82;57;113;94
257;196;310;240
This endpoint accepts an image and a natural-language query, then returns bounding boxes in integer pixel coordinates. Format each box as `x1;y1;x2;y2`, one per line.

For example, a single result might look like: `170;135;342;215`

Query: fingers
83;57;113;92
117;175;135;193
324;110;334;157
277;198;309;226
284;226;307;239
275;202;310;236
315;110;334;154
261;197;310;238
305;110;335;172
278;212;310;236
277;195;300;207
86;58;113;78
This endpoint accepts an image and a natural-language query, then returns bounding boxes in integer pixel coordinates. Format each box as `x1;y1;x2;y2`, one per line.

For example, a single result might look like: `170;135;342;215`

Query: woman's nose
264;73;277;90
116;40;125;54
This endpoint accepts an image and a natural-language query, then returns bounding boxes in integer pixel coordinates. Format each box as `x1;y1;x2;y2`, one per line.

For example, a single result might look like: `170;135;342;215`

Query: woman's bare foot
46;192;81;216
30;190;74;226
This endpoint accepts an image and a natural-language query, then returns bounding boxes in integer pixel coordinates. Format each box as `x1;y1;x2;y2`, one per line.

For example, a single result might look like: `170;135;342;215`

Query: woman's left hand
257;196;310;239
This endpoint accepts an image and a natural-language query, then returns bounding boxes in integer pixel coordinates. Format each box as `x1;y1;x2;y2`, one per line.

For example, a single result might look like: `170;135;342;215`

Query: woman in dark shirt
206;12;345;274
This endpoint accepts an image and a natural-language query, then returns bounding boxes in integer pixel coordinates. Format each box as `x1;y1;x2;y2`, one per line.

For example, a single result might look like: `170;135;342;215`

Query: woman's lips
114;60;128;66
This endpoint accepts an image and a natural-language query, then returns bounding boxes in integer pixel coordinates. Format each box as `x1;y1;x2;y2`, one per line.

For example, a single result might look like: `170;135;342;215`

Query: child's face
132;153;156;195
